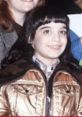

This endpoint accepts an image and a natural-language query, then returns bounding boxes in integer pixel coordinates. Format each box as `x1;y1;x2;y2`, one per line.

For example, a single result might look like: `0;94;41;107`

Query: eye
60;30;67;35
43;29;50;34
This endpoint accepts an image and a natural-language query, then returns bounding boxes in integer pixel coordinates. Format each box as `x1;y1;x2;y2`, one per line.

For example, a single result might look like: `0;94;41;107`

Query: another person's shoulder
0;26;5;35
0;25;18;49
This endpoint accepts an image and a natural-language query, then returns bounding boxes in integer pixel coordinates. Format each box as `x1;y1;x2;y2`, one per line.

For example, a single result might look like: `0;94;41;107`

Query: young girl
0;6;82;116
0;0;45;69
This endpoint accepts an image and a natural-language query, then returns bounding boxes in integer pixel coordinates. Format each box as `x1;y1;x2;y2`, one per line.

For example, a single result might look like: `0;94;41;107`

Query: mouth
21;0;33;2
48;45;61;50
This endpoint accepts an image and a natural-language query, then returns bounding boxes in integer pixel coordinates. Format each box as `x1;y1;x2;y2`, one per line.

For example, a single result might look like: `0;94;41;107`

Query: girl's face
31;22;68;64
7;0;39;13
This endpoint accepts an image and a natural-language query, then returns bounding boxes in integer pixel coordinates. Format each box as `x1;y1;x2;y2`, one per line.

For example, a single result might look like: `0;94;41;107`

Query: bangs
25;6;69;41
32;13;69;31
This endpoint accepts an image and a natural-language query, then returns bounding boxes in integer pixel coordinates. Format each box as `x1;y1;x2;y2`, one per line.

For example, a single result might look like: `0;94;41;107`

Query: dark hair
22;6;74;62
24;6;69;41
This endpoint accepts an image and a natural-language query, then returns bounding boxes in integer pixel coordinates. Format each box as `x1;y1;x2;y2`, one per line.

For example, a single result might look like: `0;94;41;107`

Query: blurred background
46;0;81;14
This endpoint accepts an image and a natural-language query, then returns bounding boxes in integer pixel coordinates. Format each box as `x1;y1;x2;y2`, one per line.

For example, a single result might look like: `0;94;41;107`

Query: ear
28;36;33;44
28;36;34;48
32;42;34;49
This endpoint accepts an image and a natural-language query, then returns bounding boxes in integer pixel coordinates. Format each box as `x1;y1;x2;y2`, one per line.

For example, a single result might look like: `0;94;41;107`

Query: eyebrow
62;26;67;29
39;26;50;30
39;25;67;30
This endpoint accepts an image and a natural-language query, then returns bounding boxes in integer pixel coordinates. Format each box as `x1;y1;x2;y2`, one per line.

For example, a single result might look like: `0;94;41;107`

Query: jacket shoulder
55;62;82;86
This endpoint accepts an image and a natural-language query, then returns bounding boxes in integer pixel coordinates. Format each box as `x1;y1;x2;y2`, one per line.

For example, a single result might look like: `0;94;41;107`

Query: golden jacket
0;59;82;116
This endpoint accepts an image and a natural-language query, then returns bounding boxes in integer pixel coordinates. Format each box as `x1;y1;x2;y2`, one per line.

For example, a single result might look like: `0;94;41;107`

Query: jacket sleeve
0;86;11;116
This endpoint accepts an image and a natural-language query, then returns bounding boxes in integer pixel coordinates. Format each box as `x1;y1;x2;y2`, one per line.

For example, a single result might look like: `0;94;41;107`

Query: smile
48;45;61;49
22;0;33;2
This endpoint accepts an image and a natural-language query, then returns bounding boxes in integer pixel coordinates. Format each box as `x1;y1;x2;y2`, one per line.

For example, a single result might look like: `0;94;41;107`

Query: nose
51;33;60;42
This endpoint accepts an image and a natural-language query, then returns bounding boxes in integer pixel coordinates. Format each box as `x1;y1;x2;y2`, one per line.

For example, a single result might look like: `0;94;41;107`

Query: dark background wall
46;0;81;14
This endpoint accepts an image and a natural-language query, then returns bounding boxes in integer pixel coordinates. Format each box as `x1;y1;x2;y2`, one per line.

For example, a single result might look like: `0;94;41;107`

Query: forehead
37;22;66;30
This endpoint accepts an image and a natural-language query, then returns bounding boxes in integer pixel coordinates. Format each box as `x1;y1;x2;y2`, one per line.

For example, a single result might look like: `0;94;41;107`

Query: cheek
61;38;67;51
65;39;68;47
33;39;41;49
34;35;44;46
62;38;67;46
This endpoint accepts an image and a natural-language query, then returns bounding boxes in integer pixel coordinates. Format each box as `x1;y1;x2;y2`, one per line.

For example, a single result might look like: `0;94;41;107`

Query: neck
35;54;59;67
10;8;26;26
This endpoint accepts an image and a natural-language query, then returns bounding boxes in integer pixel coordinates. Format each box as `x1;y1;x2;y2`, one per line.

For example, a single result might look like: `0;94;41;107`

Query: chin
47;55;60;59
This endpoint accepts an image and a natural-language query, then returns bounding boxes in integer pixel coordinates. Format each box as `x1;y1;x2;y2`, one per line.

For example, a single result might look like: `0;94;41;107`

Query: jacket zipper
28;66;51;116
